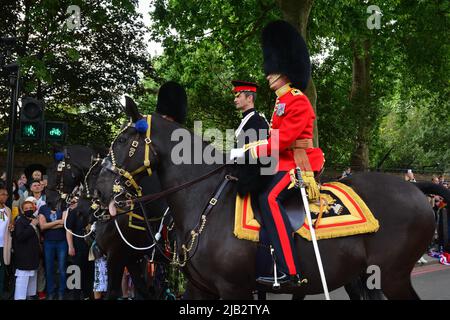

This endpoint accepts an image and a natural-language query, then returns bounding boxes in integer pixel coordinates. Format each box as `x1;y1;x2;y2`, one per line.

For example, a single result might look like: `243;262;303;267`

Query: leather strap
290;139;313;172
130;164;228;207
202;174;234;218
289;139;313;150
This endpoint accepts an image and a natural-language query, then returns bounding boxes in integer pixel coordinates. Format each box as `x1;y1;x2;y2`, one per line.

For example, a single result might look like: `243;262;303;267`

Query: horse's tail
414;182;450;204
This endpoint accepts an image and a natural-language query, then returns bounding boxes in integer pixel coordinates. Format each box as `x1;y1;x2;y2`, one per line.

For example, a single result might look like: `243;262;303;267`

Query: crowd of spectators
0;170;131;300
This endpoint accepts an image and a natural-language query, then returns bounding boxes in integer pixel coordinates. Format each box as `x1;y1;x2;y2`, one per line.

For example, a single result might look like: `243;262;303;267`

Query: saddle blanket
234;182;379;241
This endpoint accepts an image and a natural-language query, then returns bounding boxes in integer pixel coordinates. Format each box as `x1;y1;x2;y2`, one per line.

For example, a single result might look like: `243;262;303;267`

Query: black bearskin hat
262;20;311;91
156;81;188;124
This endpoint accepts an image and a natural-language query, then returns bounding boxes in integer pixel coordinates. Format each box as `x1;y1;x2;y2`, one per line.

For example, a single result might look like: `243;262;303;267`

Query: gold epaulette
291;88;303;96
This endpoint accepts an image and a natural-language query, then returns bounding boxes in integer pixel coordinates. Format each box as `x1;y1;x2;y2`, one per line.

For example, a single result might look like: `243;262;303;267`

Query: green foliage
0;0;151;152
1;0;447;171
311;0;449;169
372;85;450;172
142;0;448;169
146;0;281;145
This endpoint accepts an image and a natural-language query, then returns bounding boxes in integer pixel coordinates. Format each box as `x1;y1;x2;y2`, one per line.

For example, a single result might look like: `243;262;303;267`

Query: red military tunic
249;83;324;172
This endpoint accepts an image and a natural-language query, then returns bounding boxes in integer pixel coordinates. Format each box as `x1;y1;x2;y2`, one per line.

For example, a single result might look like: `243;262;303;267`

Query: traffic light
45;121;67;142
20;97;44;141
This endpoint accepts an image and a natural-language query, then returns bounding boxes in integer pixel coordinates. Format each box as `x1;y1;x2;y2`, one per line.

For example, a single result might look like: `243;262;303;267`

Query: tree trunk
349;39;372;171
276;0;319;147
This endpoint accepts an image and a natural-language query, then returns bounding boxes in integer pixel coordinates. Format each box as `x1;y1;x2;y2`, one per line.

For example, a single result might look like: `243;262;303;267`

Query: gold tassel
301;171;320;201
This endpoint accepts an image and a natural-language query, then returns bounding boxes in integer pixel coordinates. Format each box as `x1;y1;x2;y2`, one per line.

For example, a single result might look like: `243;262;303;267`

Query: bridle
52;149;104;238
84;154;103;200
105;113;235;267
106;115;157;200
49;148;87;207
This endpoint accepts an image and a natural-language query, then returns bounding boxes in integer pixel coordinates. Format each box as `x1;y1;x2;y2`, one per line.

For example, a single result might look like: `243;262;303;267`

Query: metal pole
5;65;19;208
296;168;330;300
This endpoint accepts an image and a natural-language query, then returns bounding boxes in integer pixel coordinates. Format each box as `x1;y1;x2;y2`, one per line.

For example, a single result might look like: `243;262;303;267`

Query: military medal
276;103;285;116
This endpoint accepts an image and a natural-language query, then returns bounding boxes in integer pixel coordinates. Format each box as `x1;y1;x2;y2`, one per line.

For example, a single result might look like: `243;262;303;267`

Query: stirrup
256;273;288;288
256;274;308;288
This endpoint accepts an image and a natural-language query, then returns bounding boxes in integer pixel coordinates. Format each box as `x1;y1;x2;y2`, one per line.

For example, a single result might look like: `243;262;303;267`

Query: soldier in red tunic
230;20;325;286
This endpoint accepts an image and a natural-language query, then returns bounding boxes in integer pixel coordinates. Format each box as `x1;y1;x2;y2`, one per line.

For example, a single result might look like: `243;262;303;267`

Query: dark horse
91;160;172;299
97;101;450;299
46;145;167;299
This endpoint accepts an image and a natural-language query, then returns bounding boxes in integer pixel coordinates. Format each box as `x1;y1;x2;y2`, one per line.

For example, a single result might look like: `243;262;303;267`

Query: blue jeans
44;240;68;296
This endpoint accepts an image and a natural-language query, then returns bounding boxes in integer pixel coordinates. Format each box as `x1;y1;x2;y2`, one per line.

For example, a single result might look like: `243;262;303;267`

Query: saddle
234;182;380;284
234;181;379;242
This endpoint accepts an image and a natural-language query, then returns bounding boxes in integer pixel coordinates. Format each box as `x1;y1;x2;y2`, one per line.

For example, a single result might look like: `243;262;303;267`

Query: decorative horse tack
108;115;154;199
129;141;139;157
107;113;234;266
113;183;123;193
90;202;99;210
57;161;66;172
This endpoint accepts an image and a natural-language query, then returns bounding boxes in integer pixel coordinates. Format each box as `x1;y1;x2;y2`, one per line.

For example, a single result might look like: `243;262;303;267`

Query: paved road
267;257;450;300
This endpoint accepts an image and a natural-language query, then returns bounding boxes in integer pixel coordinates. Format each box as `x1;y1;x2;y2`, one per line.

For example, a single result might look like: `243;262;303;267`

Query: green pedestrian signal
22;123;38;137
45;121;67;142
20;97;44;141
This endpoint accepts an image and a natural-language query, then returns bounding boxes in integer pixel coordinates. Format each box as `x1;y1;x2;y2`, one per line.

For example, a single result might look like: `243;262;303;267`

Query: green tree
0;0;152;151
147;0;281;146
311;0;449;171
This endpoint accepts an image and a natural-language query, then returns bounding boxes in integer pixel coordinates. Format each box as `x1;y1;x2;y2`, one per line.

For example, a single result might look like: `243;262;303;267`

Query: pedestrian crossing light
20;97;44;141
22;123;39;138
45;121;67;142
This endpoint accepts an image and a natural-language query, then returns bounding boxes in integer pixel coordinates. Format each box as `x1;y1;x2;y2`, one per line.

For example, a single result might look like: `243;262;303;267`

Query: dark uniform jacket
235;108;270;196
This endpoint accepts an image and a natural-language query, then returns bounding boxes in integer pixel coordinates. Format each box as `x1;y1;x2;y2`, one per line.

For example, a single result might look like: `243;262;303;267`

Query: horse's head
46;145;101;210
96;96;162;214
82;152;105;219
96;95;215;217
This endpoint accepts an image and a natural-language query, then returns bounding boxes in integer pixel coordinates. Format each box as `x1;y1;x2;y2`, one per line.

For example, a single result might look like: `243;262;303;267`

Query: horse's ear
125;96;142;122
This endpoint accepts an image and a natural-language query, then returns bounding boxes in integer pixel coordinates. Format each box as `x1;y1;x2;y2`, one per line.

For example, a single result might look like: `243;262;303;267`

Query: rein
137;172;237;267
118;164;229;208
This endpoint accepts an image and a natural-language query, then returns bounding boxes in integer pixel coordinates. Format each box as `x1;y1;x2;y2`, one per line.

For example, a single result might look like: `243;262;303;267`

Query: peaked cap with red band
232;80;258;94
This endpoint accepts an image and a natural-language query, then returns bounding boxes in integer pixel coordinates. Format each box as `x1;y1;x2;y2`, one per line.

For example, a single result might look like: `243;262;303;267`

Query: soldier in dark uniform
231;80;270;196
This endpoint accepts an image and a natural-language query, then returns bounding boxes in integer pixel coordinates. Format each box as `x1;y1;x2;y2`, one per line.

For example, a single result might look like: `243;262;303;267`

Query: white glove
229;148;245;161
